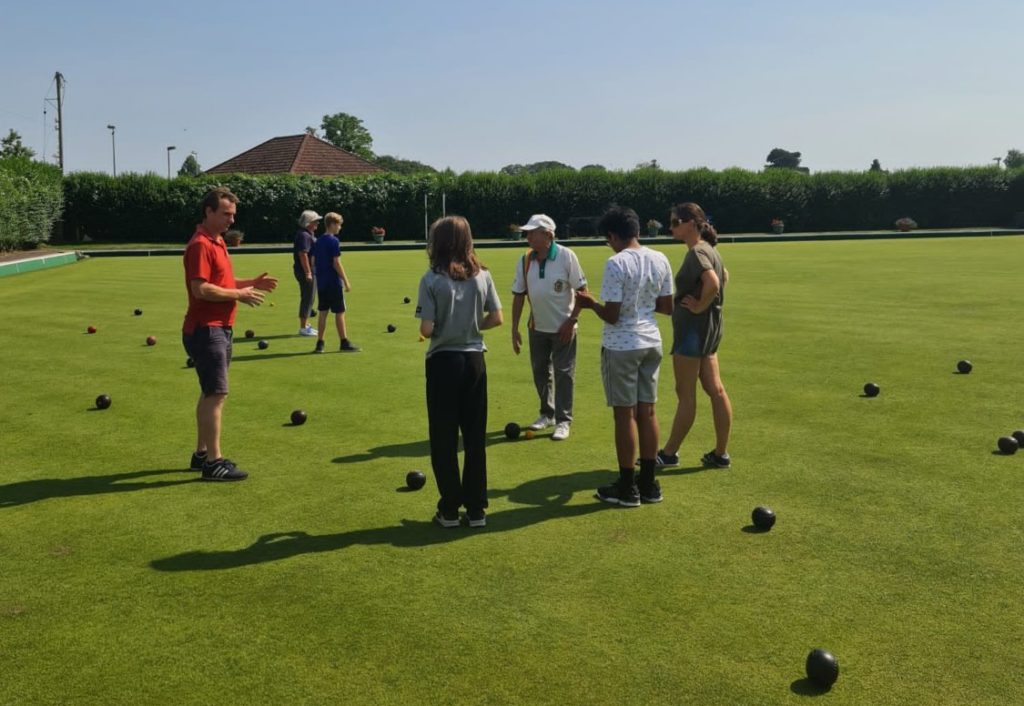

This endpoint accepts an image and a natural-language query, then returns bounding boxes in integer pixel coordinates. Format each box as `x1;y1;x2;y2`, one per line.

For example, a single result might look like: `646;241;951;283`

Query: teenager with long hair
415;216;503;528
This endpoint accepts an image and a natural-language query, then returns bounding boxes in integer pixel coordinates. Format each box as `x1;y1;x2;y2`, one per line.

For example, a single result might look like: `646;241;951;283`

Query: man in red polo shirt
183;187;278;481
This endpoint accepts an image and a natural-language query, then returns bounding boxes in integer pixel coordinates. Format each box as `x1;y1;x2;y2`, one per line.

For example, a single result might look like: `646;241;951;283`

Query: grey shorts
183;326;232;396
600;346;662;407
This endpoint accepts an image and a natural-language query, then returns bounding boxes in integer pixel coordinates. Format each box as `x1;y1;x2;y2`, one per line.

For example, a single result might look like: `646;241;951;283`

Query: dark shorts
317;286;346;313
182;326;232;395
670;307;722;357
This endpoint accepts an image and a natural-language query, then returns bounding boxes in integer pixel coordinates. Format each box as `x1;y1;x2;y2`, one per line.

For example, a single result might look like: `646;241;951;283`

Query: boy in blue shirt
311;212;359;353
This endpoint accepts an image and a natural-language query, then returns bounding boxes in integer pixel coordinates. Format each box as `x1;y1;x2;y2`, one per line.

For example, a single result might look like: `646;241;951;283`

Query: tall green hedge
0;158;64;251
60;166;1024;244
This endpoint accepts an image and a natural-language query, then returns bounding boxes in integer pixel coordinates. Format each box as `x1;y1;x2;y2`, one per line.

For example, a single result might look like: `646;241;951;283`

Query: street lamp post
166;145;176;179
106;125;117;176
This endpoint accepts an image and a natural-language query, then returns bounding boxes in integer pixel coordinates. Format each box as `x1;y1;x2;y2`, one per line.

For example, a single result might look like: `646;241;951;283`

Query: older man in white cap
511;214;588;440
293;209;321;336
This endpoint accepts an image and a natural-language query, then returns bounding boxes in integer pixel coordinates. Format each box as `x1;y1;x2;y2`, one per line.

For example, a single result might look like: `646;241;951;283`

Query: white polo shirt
511;242;587;333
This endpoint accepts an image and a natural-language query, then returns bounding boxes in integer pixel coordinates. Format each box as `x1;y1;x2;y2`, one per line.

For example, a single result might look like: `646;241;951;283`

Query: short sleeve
484;271;502;311
659;254;674;296
600;258;624;303
694;247;713;272
511;255;526;295
567;250;587;290
330;238;341;259
185;241;213;283
415;273;435;321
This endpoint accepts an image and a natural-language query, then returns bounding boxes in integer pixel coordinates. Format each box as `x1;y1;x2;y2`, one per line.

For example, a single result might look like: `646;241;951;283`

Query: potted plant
371;226;386;244
894;217;917;232
646;219;662;237
224;229;244;247
771;218;785;235
507;223;522;241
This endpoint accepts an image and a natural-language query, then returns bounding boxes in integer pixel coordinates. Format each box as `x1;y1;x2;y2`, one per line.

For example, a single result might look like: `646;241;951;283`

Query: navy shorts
317;286;346;314
183;326;232;395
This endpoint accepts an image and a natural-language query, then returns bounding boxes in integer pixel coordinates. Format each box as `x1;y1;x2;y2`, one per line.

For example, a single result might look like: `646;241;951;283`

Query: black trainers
189;451;207;471
595;479;641;508
314;340;325;354
433;510;460;528
466;509;487;528
201;458;248;481
638;478;663;504
339;339;361;352
701;450;731;469
635;449;679;468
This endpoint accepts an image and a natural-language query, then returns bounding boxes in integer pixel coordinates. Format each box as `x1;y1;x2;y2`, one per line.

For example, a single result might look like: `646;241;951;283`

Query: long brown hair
672;202;718;246
427;215;486;281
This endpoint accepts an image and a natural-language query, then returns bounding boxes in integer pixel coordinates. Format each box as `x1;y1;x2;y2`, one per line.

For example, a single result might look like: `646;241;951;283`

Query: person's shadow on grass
150;468;617;572
0;469;197;508
333;430;533;465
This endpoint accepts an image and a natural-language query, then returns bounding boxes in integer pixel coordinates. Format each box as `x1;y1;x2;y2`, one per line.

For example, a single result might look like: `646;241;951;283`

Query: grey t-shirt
673;241;725;332
415;269;502;358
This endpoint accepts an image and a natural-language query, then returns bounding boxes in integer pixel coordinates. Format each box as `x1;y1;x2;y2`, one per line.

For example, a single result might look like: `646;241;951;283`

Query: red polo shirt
182;226;237;334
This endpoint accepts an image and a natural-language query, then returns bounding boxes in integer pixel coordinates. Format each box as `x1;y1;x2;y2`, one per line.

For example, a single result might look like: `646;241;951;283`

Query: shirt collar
531;241;558;262
195;225;225;246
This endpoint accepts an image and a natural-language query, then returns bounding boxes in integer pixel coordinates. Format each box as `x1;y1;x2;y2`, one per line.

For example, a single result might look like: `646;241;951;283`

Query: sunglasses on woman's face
670;215;693;227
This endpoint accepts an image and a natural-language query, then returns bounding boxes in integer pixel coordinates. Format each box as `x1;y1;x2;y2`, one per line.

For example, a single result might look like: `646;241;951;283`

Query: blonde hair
324;212;343;228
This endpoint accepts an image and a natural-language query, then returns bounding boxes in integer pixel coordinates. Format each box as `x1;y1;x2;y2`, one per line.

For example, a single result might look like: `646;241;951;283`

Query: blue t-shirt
312;233;342;288
293;228;316;277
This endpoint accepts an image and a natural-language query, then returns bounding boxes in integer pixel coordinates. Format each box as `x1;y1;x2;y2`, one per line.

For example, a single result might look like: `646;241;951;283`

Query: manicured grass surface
2;237;1023;704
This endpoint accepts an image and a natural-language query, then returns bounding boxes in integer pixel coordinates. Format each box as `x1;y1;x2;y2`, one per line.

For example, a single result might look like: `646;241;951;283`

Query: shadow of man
0;469;197;508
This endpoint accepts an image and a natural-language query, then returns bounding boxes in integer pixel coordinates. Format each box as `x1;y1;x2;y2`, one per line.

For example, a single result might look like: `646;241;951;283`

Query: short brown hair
324;212;343;227
200;187;239;219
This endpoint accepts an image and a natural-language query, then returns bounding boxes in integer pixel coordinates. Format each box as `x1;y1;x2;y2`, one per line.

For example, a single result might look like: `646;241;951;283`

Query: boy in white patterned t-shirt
574;207;674;507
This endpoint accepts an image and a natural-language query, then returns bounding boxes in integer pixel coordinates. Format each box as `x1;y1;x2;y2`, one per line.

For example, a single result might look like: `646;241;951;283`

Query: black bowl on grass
956;359;973;374
863;382;880;397
751;506;776;530
805;648;839;688
504;422;521;440
406;470;426;490
997;436;1019;455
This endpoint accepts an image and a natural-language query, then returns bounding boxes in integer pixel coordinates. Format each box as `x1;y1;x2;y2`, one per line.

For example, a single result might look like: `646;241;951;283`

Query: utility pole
107;125;117;176
166;145;176;179
55;72;65;172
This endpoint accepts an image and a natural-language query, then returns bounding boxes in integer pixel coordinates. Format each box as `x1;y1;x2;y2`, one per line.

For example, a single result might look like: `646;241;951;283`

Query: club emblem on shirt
553;280;565;293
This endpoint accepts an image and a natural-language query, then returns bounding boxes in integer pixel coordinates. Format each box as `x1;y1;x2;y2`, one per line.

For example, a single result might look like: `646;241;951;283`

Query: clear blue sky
2;0;1021;175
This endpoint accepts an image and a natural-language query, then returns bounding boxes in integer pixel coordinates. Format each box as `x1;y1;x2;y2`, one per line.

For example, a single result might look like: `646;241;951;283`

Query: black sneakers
201;458;248;481
701;450;731;469
595;479;641;508
339;339;361;352
635;449;679;468
434;510;460;528
638;478;663;504
313;340;325;354
189;451;207;471
466;509;487;528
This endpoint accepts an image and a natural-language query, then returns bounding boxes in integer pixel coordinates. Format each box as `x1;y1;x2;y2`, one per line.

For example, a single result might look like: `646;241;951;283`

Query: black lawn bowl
290;410;307;426
805;648;839;689
134;308;143;316
1012;430;1024;447
997;436;1019;455
245;329;255;339
186;357;195;368
257;339;269;350
863;382;880;397
751;506;776;531
387;324;397;333
406;470;427;490
504;422;521;440
956;360;973;374
403;297;411;304
95;394;111;410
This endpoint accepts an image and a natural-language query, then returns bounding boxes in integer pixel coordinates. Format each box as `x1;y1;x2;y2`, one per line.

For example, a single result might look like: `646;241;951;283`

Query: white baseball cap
518;214;556;232
298;210;322;227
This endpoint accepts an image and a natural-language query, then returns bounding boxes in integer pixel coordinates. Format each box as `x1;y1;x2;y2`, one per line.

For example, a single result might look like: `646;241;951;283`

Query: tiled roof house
204;134;384;176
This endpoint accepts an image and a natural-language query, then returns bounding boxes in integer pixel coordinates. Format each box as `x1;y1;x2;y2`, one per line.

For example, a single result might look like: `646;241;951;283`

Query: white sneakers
298;325;318;337
551;422;571;441
528;416;554;431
